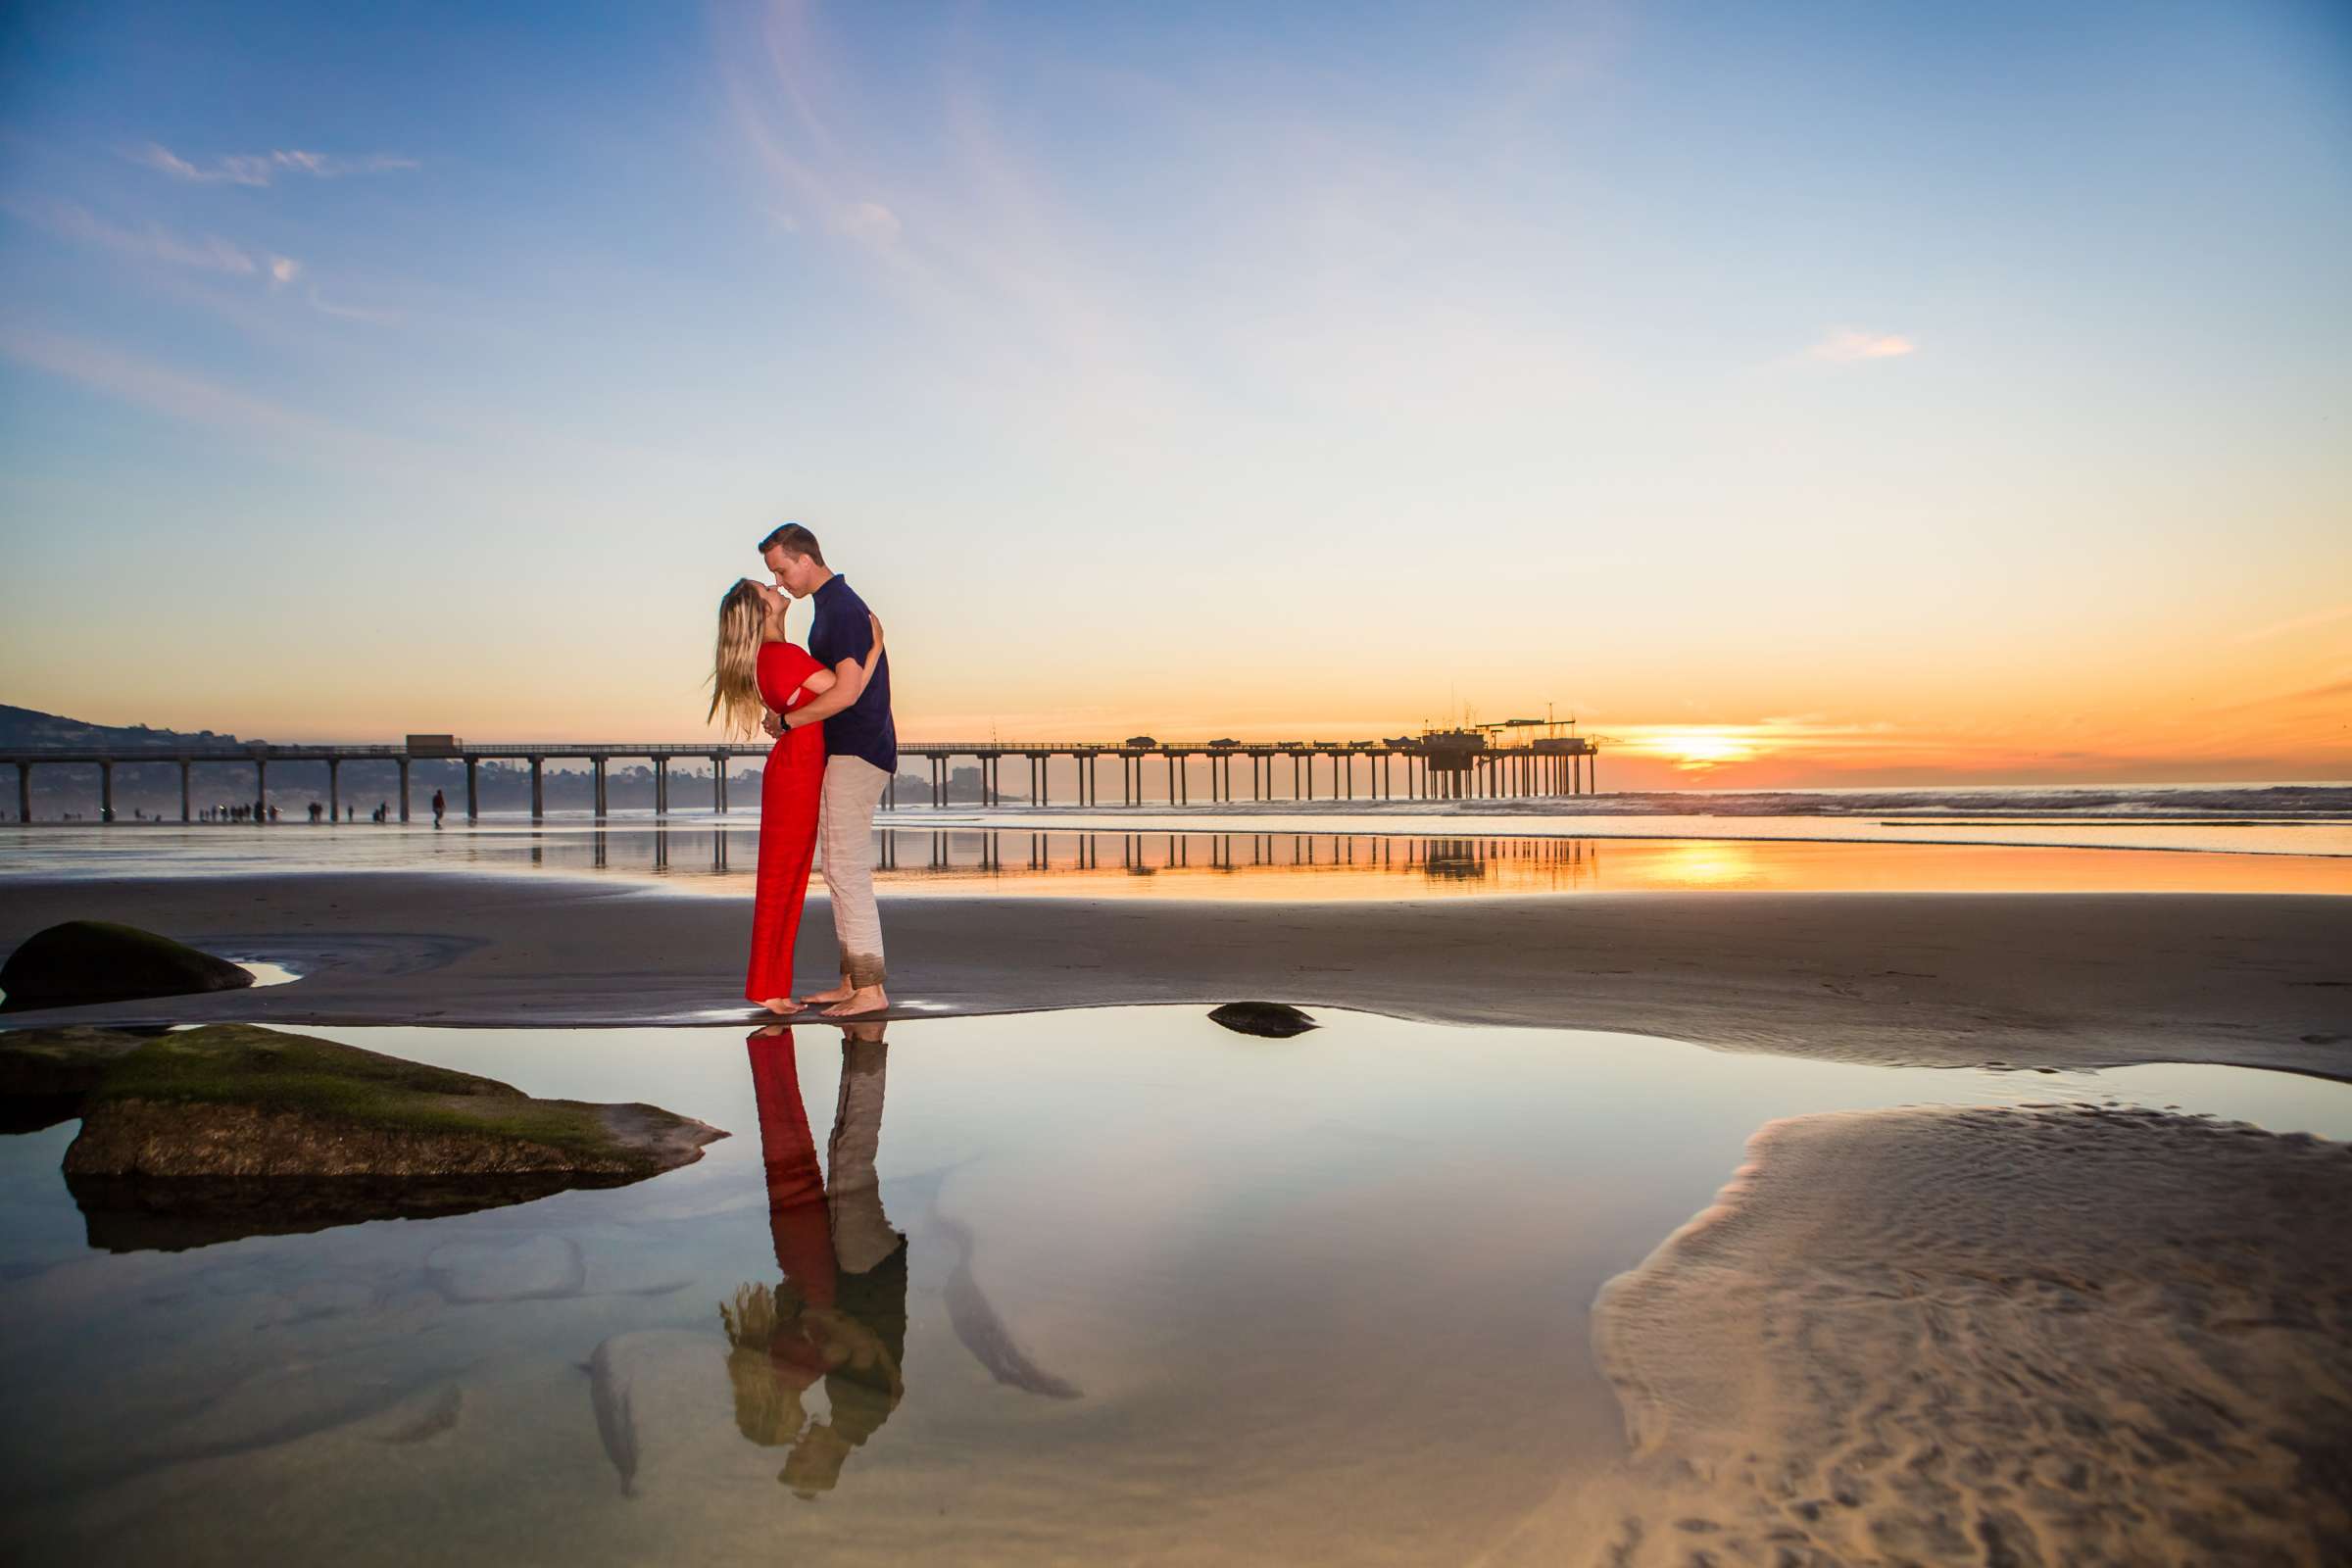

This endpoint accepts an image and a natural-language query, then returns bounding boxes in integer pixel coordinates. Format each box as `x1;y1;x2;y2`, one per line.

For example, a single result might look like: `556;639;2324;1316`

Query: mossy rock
0;1024;151;1097
57;1023;726;1179
2;1025;728;1250
1207;1002;1319;1039
0;921;253;1011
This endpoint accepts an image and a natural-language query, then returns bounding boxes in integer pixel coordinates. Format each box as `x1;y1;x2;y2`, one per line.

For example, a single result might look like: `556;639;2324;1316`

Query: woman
709;579;883;1013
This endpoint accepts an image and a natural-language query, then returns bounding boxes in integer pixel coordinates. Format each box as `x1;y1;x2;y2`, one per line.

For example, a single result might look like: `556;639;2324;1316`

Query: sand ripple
1563;1105;2352;1567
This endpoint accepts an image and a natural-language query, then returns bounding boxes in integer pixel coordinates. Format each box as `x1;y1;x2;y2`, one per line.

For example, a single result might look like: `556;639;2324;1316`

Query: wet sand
1498;1105;2352;1566
1;873;2347;1076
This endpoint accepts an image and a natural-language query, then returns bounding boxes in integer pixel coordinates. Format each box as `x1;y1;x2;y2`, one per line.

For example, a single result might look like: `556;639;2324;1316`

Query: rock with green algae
0;1025;152;1134
0;919;253;1010
0;1020;721;1178
50;1023;727;1180
0;1024;151;1097
0;1023;729;1250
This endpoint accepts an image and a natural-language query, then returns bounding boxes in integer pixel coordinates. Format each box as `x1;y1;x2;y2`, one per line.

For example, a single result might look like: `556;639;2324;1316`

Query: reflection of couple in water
709;521;898;1020
721;1020;907;1497
709;524;908;1496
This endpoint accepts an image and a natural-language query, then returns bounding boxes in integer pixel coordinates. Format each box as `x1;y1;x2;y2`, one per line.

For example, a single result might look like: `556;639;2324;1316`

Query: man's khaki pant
818;756;890;987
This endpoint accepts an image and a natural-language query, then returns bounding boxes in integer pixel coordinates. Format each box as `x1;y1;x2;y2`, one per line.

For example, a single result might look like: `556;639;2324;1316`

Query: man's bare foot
802;981;856;1005
822;985;889;1018
758;997;797;1015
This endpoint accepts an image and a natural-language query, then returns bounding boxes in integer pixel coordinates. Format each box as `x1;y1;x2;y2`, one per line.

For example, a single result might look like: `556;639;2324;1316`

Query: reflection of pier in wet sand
584;827;1605;894
916;830;1592;883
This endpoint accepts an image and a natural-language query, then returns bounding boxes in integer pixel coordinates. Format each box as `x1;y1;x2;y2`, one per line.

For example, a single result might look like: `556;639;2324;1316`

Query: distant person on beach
710;572;884;1015
761;522;898;1018
432;788;447;827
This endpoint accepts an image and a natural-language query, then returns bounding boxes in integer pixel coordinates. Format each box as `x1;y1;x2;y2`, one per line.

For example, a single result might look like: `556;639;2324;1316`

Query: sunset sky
2;0;2346;789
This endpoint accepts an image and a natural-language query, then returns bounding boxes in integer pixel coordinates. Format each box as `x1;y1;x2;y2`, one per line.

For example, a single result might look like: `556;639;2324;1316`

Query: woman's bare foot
759;997;798;1015
801;980;856;1006
822;985;889;1018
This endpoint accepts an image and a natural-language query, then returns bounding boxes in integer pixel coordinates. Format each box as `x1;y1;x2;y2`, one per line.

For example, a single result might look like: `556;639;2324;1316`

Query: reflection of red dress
746;1028;837;1311
746;642;826;1004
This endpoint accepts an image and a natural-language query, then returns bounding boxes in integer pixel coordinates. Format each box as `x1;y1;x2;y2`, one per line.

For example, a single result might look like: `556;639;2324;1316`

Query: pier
3;723;1599;823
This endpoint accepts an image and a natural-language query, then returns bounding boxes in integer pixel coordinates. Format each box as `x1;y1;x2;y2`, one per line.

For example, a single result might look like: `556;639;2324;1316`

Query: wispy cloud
306;286;400;325
0;194;280;278
129;142;419;186
833;200;902;244
2232;602;2352;644
0;324;402;466
2213;670;2352;713
1806;328;1917;364
719;0;1595;447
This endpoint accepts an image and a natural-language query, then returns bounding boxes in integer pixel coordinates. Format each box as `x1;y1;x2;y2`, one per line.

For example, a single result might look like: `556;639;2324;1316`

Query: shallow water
5;818;2348;897
1;1007;2345;1563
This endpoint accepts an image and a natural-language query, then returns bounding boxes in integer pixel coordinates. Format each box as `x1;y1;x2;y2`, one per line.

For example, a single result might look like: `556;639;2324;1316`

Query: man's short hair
758;522;824;565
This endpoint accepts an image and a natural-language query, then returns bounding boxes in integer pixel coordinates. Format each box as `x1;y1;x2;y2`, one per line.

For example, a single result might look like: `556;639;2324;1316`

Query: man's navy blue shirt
807;574;897;774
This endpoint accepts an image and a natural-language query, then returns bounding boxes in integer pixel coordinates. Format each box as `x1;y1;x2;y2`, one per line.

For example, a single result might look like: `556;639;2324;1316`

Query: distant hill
0;704;252;752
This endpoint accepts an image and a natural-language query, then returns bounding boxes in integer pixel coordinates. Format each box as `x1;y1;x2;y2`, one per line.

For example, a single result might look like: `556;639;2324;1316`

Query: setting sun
1637;729;1762;771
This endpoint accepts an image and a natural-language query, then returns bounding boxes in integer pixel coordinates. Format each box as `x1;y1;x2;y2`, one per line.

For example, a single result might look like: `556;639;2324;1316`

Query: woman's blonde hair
720;1283;807;1446
708;578;769;738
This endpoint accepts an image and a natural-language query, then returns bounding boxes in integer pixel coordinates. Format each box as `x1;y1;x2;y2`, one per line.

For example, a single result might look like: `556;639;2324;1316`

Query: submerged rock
0;920;253;1010
0;1024;728;1250
425;1235;589;1303
1208;1002;1319;1039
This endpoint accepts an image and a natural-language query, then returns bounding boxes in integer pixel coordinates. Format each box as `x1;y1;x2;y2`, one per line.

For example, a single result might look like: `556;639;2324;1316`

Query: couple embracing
709;523;895;1018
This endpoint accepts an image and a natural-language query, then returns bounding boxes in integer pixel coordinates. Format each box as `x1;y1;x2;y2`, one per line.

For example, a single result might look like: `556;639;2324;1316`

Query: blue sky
2;1;2347;783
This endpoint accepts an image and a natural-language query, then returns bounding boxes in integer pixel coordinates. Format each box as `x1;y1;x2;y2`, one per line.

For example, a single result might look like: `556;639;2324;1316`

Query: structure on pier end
1413;717;1597;800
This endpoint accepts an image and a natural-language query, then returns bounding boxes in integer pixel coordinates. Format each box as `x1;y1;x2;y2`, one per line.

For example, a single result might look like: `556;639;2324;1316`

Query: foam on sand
1538;1105;2352;1566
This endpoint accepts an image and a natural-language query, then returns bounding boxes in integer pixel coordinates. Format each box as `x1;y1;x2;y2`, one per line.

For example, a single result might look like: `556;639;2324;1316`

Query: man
760;522;894;1016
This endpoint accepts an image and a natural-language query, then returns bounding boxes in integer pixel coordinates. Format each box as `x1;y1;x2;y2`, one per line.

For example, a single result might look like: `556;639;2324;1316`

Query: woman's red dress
746;641;827;1004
